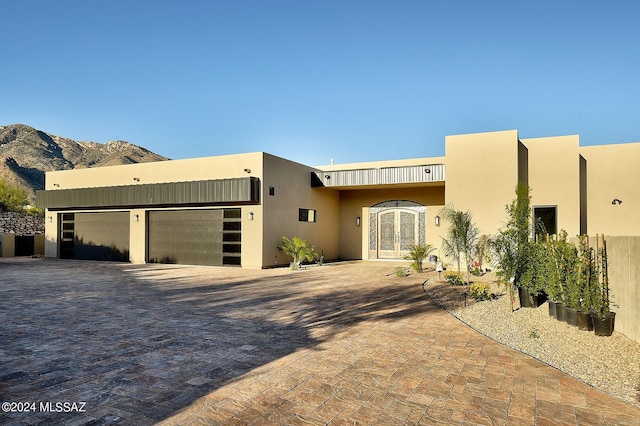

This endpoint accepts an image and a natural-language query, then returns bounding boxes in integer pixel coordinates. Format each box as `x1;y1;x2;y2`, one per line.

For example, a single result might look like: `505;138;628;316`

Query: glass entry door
377;209;419;258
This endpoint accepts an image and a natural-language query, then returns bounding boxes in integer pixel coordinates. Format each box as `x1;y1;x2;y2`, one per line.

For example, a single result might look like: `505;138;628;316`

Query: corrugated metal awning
36;177;260;210
312;164;445;188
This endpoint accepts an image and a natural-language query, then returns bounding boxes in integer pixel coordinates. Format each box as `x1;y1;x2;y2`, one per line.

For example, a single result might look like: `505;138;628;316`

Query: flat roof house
36;129;640;269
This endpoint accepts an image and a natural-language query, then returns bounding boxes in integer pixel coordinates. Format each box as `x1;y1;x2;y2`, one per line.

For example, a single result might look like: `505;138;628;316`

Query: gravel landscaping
421;270;640;409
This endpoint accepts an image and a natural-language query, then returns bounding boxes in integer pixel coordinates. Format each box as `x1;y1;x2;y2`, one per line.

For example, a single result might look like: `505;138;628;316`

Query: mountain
0;124;169;202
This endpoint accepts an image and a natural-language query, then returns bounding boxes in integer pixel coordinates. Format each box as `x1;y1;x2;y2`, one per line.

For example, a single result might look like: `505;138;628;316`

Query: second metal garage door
147;209;241;266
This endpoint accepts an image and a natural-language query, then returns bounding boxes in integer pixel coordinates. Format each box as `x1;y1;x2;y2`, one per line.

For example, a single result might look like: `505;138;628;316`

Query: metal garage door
147;209;241;266
60;212;130;261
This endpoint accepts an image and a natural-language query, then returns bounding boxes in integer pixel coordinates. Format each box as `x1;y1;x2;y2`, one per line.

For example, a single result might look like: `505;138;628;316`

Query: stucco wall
445;130;520;237
580;143;640;236
262;154;340;267
520;135;581;236
44;152;266;190
603;236;640;343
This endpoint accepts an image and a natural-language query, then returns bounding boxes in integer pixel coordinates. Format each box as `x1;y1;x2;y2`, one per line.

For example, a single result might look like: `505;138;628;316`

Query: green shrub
445;272;465;286
469;282;491;301
394;267;408;277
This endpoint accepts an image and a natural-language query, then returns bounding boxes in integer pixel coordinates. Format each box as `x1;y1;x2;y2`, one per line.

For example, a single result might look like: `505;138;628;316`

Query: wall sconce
133;177;140;182
133;214;140;222
248;212;254;220
611;198;622;205
53;183;60;187
324;175;331;179
435;215;440;226
47;216;53;223
425;168;431;173
356;216;361;226
244;168;251;173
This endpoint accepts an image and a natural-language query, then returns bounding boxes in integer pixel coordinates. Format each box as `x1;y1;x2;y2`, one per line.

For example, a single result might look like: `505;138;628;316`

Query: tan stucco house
36;129;640;269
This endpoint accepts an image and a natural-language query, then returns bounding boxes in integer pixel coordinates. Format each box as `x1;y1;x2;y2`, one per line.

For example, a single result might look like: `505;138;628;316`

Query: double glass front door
377;209;419;258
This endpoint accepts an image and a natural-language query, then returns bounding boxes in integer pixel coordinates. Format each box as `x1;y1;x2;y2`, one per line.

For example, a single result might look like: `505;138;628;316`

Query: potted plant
518;241;547;308
576;235;598;331
490;183;545;311
542;235;563;318
590;235;616;336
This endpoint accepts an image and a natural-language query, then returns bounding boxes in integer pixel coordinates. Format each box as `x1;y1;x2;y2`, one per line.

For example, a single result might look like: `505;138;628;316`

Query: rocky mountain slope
0;124;168;202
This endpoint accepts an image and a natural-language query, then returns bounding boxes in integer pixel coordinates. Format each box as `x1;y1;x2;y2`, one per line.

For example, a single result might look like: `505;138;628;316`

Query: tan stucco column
129;209;146;264
44;210;58;258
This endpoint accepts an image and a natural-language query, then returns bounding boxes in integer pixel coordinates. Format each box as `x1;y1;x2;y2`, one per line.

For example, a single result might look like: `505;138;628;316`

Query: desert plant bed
420;270;640;408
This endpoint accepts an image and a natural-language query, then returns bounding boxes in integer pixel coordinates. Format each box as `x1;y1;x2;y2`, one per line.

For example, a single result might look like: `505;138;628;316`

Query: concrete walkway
0;258;638;425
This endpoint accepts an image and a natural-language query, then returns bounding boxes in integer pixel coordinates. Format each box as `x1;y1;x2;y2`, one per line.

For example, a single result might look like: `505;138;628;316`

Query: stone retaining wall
0;211;45;235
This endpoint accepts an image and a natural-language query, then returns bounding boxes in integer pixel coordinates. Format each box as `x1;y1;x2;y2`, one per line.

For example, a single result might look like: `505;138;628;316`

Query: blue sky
2;1;639;166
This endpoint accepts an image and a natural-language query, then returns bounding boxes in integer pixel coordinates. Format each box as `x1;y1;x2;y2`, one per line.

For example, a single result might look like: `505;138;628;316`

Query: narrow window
299;208;317;223
533;206;557;238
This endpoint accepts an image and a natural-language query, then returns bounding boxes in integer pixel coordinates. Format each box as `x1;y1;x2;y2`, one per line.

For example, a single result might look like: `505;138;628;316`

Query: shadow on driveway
0;258;434;424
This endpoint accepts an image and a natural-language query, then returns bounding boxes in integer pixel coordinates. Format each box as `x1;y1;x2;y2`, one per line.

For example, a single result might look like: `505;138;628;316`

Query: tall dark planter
555;302;567;322
591;312;616;336
577;311;593;331
518;287;547;308
565;307;578;326
548;301;557;317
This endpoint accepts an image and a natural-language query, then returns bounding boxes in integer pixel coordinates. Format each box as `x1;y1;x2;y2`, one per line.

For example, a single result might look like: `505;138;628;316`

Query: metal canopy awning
312;164;445;188
36;177;260;210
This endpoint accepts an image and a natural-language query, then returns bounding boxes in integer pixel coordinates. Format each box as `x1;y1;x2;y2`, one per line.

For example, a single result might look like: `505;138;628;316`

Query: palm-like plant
439;205;479;284
279;236;318;269
403;244;436;273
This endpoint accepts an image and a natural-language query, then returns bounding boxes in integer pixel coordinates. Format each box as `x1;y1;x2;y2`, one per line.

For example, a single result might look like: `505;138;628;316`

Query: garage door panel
147;209;239;267
73;212;130;261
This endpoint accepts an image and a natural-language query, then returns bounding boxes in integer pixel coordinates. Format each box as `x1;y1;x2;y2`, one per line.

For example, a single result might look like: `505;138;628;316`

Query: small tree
473;234;491;273
490;183;537;310
439;205;479;284
403;244;436;273
279;236;318;269
0;179;29;211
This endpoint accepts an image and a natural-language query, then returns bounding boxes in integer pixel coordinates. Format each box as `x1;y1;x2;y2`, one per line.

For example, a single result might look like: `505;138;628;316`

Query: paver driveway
1;258;639;425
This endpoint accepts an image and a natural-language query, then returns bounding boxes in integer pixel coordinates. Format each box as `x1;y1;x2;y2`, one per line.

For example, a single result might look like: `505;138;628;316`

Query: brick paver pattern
1;258;639;425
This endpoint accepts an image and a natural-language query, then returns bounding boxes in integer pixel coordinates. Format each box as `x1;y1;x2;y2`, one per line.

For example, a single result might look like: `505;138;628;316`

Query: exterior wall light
47;216;53;223
248;212;254;220
356;216;361;226
612;198;622;205
244;168;251;173
133;177;141;182
53;183;60;187
435;215;440;226
133;214;140;222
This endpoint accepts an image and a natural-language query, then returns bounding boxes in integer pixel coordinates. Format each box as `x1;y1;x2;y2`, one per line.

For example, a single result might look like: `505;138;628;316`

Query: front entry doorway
377;209;419;258
369;200;426;260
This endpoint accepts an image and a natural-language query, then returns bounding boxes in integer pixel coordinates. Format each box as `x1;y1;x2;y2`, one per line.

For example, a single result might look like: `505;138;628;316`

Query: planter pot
577;311;593;331
565;307;578;327
591;312;616;336
518;288;547;308
548;301;557;317
555;302;567;322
